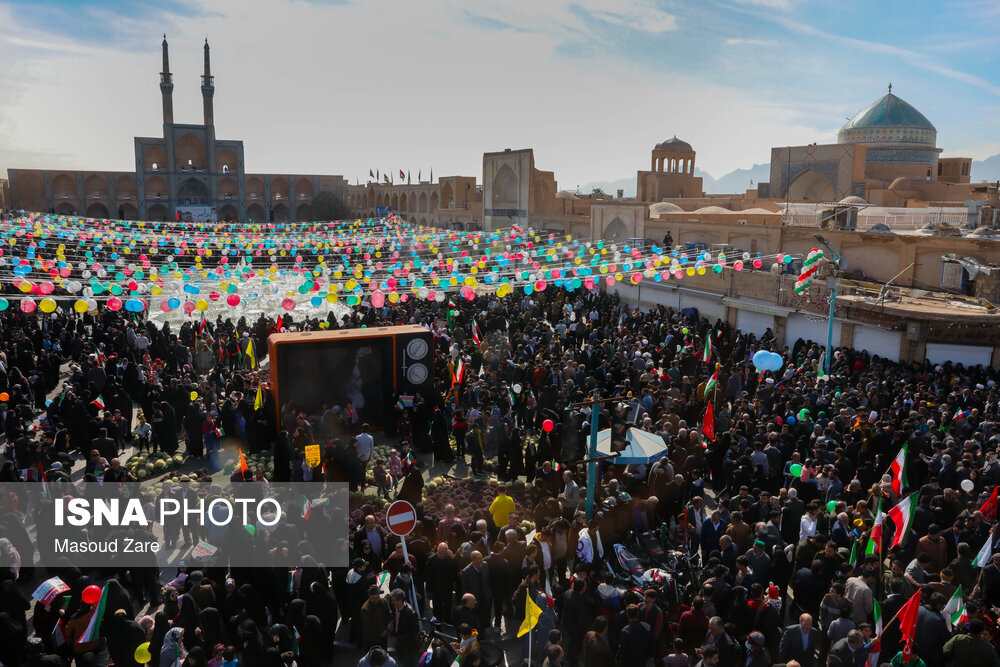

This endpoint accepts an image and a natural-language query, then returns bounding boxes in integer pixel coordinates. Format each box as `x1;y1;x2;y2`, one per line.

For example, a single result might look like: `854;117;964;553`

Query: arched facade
219;204;239;221
492;165;517;205
296;203;311;221
119;203;139;220
247;203;265;222
177;177;209;205
788;168;835;201
174;133;207;170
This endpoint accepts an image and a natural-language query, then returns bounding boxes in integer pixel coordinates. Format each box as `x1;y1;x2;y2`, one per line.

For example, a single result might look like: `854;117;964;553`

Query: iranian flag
867;599;882;667
51;620;66;649
889;444;907;495
92;395;105;410
865;499;883;556
77;584;109;643
472;319;482;345
376;570;391;595
544;571;555;609
973;531;995;568
453;358;465;386
704;367;718;395
943;585;964;630
886;494;916;548
701;337;712;363
979;486;998;521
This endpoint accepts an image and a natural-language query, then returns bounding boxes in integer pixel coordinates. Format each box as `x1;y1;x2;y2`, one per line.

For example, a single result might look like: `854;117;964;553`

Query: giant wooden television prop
267;325;435;429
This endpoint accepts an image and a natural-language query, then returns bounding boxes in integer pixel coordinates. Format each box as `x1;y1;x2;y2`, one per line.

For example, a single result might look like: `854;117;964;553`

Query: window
962;162;969;176
938;163;943;176
223;165;230;173
151;163;158;171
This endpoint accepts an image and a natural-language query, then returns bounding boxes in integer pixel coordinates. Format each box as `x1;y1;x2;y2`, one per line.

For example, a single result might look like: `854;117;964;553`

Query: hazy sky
2;0;998;187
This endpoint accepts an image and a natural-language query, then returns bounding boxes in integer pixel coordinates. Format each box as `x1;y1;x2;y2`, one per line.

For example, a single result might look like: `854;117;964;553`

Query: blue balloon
167;297;181;309
787;416;796;425
752;350;770;371
766;352;785;372
124;299;144;312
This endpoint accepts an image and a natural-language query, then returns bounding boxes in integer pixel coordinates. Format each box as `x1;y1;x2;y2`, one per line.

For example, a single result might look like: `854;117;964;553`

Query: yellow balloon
39;298;57;313
496;283;511;298
326;293;338;303
190;391;198;401
17;281;32;293
74;300;89;314
195;299;208;311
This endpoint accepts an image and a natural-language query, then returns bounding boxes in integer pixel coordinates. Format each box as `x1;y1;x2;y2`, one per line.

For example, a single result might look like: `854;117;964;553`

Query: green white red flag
865;498;883;556
889;444;907;495
886;494;916;548
77;584;109;643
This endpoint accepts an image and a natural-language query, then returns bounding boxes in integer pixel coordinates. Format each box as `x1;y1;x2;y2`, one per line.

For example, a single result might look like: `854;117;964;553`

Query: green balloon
826;500;837;514
245;525;256;537
798;408;810;421
789;463;803;477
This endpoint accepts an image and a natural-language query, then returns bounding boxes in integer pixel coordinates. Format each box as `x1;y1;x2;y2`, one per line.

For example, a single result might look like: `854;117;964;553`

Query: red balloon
542;419;554;432
82;585;102;605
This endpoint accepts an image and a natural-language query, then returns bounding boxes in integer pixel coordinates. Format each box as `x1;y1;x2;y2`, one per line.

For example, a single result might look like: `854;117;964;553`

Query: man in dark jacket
425;542;459;623
616;605;652;666
389;589;421;667
583;616;613;667
459;551;492;628
829;629;868;667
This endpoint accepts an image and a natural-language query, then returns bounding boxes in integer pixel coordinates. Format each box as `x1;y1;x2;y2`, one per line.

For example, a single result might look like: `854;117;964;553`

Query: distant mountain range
972;153;1000;183
582;163;771;197
581;153;1000;198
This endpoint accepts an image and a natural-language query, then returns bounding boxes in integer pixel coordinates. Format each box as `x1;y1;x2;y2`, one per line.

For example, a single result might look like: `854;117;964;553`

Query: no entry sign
386;500;417;536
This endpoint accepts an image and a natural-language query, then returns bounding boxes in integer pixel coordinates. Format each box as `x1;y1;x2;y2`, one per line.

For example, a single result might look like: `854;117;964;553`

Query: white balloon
961;479;975;493
513;384;522;394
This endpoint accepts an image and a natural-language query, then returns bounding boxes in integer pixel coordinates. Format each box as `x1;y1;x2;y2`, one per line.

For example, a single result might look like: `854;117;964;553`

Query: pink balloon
160;300;172;312
107;297;123;311
226;294;241;306
20;297;36;313
460;285;475;301
209;291;221;302
183;301;196;314
371;290;385;308
282;297;296;311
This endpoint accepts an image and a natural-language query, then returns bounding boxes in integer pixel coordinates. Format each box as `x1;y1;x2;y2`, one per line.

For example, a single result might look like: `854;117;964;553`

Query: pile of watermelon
126;451;188;480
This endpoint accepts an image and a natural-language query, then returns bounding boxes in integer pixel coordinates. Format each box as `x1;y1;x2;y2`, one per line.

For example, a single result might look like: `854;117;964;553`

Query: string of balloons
0;212;805;316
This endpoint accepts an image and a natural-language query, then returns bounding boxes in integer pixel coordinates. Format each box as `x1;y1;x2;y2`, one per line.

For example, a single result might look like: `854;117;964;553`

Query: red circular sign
386;500;417;536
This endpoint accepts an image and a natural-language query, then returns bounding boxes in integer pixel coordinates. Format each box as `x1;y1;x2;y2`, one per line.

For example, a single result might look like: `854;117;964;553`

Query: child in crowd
373;459;391;499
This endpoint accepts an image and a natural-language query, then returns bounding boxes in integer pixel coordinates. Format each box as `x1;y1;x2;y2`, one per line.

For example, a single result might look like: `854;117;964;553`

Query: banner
32;577;70;605
304;444;321;468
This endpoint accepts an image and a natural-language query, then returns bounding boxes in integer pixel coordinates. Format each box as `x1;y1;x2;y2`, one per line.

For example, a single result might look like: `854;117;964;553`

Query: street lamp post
814;234;841;376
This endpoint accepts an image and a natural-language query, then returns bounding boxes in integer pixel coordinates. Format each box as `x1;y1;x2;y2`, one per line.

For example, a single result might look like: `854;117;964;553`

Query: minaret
160;34;174;125
201;38;215;126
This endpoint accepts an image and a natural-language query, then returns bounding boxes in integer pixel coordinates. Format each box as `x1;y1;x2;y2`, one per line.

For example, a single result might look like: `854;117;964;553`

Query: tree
310;191;353;221
590;187;607;199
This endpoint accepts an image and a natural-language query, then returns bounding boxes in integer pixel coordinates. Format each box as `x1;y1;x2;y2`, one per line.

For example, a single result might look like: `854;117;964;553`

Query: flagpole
527;623;532;666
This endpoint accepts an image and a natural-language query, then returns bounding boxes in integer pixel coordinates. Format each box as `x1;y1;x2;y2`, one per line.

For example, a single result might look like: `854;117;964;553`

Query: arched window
223;165;230;174
151;162;158;171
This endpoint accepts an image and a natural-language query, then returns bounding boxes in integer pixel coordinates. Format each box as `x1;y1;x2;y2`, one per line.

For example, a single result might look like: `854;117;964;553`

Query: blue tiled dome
838;92;936;147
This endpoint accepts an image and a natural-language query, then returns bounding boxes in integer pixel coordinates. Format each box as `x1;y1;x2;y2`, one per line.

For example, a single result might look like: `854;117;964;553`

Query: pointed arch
787;168;835;202
430;191;439;212
604;217;629;240
492;164;517;205
400;193;408;210
52;174;76;199
441;182;454;208
418;192;428;213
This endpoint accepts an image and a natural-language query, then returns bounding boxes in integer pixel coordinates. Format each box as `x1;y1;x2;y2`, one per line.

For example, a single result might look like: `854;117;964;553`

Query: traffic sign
386;500;417;536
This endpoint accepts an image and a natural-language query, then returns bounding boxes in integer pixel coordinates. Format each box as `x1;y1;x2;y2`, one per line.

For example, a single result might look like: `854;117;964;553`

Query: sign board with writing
32;577;70;605
192;540;218;560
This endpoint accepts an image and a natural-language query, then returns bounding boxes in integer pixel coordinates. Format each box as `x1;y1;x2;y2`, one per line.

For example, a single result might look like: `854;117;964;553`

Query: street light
814;234;841;375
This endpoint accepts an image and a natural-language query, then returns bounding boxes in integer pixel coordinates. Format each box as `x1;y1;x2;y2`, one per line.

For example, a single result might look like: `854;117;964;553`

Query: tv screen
274;337;393;423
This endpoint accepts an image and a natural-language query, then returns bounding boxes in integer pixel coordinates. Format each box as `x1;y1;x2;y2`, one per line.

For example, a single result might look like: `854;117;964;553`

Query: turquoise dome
838;92;936;147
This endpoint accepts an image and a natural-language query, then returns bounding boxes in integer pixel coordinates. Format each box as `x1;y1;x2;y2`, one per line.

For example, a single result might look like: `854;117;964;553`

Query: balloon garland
0;212;805;317
794;247;824;294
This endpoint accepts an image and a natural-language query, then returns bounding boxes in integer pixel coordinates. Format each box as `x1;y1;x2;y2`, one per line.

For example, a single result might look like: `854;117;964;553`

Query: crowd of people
0;272;999;667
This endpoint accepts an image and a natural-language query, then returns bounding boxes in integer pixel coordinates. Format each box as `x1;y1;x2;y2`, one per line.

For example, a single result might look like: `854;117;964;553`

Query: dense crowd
0;277;999;667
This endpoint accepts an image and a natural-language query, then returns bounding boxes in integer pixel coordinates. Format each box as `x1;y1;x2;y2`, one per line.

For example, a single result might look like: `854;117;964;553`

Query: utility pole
814;234;841;375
